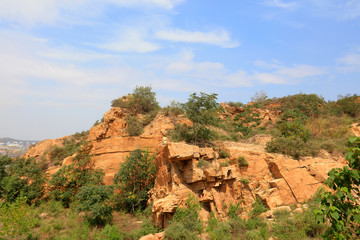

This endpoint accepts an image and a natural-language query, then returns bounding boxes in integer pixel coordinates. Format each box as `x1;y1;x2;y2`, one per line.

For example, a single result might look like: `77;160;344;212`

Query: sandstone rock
167;142;200;161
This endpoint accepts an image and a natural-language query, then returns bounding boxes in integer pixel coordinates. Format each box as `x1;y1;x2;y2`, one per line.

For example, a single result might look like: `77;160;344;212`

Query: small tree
183;92;220;144
316;137;360;239
113;149;156;213
75;185;114;226
0;195;37;239
111;86;159;114
48;142;104;207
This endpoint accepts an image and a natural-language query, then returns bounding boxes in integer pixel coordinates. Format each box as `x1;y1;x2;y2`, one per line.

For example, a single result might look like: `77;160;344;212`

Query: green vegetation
48;142;104;207
316;137;360;239
113;149;156;213
0;155;47;204
237;156;248;167
48;131;89;166
182;92;220;145
75;185;114;226
111;86;160;114
164;194;203;240
0;195;38;239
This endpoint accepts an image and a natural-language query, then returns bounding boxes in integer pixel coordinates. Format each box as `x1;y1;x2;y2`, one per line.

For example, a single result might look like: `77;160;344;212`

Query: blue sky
0;0;359;140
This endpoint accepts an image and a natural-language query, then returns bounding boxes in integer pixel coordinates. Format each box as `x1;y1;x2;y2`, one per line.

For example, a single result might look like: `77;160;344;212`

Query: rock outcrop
88;108;175;184
149;141;344;228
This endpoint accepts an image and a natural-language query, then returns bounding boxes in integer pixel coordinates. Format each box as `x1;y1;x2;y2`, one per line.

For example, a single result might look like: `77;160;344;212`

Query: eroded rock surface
149;141;344;228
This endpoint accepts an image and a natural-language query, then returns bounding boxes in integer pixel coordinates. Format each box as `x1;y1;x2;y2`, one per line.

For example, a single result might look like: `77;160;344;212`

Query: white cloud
95;28;160;53
254;64;326;84
0;0;183;27
337;53;360;66
307;0;360;21
264;0;299;9
155;28;240;48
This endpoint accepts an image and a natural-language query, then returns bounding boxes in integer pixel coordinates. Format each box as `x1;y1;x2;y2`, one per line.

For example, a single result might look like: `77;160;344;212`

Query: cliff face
25;105;347;227
149;141;344;228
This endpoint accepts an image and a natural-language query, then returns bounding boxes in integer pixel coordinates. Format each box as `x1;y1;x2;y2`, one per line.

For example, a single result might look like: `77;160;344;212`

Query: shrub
48;131;88;166
113;149;156;213
228;203;242;219
265;136;319;159
48;143;104;207
316;137;360;239
275;93;326;118
111;86;159;114
100;224;124;240
0;195;37;239
206;214;232;240
0;157;47;204
165;194;203;239
219;148;229;158
75;185;114;226
241;177;250;185
277;120;311;142
220;159;230;167
125;115;144;136
238;156;248;167
163;101;184;116
183;92;220;144
249;198;268;218
336;94;360;118
197;159;210;169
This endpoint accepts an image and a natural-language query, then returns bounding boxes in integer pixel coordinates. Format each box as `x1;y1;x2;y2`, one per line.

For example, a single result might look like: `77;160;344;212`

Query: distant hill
0;137;38;143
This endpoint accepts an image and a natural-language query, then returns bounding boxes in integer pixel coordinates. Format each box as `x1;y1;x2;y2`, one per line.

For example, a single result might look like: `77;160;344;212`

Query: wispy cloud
253;63;326;84
0;0;183;27
264;0;299;9
155;28;240;48
94;28;160;53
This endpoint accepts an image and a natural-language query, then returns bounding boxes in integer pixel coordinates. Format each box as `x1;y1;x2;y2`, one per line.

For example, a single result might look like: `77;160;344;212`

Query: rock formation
149;141;344;228
25;105;347;228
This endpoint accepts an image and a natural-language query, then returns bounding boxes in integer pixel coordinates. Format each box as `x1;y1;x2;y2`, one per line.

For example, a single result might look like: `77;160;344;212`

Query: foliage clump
114;149;156;213
164;194;203;240
0;195;38;239
181;92;220;145
0;155;47;204
48;131;89;166
48;142;104;207
316;137;360;239
111;86;160;114
75;185;114;226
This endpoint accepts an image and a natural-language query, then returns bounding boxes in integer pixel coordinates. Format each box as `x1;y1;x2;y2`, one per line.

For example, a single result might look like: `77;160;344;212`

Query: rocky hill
25;103;354;229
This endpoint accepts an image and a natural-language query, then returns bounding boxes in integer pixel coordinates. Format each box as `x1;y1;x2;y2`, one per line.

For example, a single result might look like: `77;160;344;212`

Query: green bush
183;92;220;144
277;120;311;142
275;93;326;118
336;94;360;118
164;222;199;240
316;137;360;239
100;224;124;240
111;86;159;114
219;148;230;158
125;115;144;136
266;136;319;159
165;194;203;239
197;159;210;169
206;214;232;240
163;101;184;116
0;157;47;204
48;131;88;166
0;195;37;239
241;177;250;185
48;143;104;207
113;149;156;213
75;185;114;226
238;156;248;167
